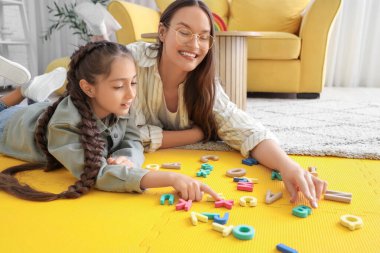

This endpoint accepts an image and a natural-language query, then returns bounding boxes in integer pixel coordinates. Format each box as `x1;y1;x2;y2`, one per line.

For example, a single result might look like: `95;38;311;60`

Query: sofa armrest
108;0;160;45
299;0;341;92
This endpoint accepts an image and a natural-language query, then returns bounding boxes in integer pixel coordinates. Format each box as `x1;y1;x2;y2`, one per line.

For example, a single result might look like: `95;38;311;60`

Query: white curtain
325;0;380;87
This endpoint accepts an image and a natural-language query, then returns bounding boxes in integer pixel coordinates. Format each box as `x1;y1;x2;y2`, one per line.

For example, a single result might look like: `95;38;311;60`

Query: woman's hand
251;139;328;208
107;156;134;168
280;164;328;208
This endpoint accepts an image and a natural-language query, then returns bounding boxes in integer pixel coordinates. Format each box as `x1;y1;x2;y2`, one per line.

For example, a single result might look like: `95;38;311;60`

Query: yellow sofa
108;0;341;98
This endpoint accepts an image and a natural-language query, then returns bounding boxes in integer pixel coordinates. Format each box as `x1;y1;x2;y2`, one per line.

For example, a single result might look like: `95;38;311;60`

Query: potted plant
43;0;110;42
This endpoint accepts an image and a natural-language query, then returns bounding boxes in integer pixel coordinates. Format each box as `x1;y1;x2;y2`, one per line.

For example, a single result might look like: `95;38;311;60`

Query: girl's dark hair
152;0;218;141
0;41;134;201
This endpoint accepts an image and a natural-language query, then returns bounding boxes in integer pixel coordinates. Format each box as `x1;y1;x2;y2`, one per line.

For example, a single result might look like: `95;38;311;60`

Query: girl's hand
140;171;220;202
280;165;328;208
107;156;134;168
171;173;220;202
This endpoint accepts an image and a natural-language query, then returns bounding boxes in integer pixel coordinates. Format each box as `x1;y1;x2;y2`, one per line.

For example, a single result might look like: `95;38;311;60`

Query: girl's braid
59;42;108;198
34;96;66;171
34;42;106;173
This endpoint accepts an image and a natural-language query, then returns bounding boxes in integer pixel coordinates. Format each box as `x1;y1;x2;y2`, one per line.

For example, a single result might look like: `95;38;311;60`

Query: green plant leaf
42;0;111;42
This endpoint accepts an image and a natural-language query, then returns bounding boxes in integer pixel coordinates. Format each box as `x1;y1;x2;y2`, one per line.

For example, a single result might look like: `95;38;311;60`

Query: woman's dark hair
152;0;218;141
0;41;134;201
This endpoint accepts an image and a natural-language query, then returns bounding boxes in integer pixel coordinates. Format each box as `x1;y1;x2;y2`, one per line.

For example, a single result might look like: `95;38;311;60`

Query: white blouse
127;42;277;157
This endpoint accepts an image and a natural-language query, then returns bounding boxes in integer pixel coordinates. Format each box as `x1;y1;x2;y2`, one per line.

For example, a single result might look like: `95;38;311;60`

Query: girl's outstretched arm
140;171;220;202
251;139;328;208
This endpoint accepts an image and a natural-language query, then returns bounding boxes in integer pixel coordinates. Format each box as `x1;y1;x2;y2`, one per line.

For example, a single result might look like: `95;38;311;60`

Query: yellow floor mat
1;149;379;253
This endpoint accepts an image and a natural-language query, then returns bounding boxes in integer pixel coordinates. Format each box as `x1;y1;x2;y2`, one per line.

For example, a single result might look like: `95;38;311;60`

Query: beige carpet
179;87;380;160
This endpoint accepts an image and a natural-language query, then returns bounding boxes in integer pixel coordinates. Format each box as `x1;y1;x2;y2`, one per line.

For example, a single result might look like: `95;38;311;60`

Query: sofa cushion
247;60;301;92
229;0;310;34
155;0;229;25
248;32;301;60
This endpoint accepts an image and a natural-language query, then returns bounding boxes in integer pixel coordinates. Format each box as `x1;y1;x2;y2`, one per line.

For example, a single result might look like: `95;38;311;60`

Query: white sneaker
96;3;122;34
21;67;67;102
0;55;31;85
75;2;121;38
75;2;107;36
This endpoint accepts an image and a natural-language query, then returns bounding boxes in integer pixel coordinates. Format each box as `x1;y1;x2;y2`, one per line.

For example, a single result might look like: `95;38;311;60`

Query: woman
123;0;327;208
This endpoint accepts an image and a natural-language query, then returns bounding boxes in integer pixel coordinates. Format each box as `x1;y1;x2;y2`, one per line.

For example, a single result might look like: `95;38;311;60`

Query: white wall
0;4;29;71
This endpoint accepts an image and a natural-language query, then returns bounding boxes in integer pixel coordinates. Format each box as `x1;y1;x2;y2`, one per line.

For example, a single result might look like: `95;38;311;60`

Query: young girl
122;0;327;208
0;41;220;202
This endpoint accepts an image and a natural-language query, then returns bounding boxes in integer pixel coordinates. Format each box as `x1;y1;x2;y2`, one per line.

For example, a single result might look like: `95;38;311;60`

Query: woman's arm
251;139;328;208
211;82;327;208
161;124;204;149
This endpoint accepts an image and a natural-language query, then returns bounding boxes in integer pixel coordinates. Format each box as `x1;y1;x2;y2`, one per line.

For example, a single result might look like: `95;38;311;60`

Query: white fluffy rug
178;87;380;160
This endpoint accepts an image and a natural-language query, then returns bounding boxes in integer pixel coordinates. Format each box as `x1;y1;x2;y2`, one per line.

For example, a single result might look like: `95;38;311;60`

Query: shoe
75;2;121;38
96;3;121;34
75;2;107;36
0;55;31;85
21;67;67;102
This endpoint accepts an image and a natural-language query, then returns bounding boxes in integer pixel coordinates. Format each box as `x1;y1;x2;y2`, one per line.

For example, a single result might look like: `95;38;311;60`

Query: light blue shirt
0;96;148;193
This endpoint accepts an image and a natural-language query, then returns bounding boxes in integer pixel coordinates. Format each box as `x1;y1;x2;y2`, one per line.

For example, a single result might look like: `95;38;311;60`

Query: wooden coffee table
214;31;261;110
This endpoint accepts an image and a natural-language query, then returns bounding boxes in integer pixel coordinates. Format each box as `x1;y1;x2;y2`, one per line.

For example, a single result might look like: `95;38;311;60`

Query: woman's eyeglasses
167;26;214;50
